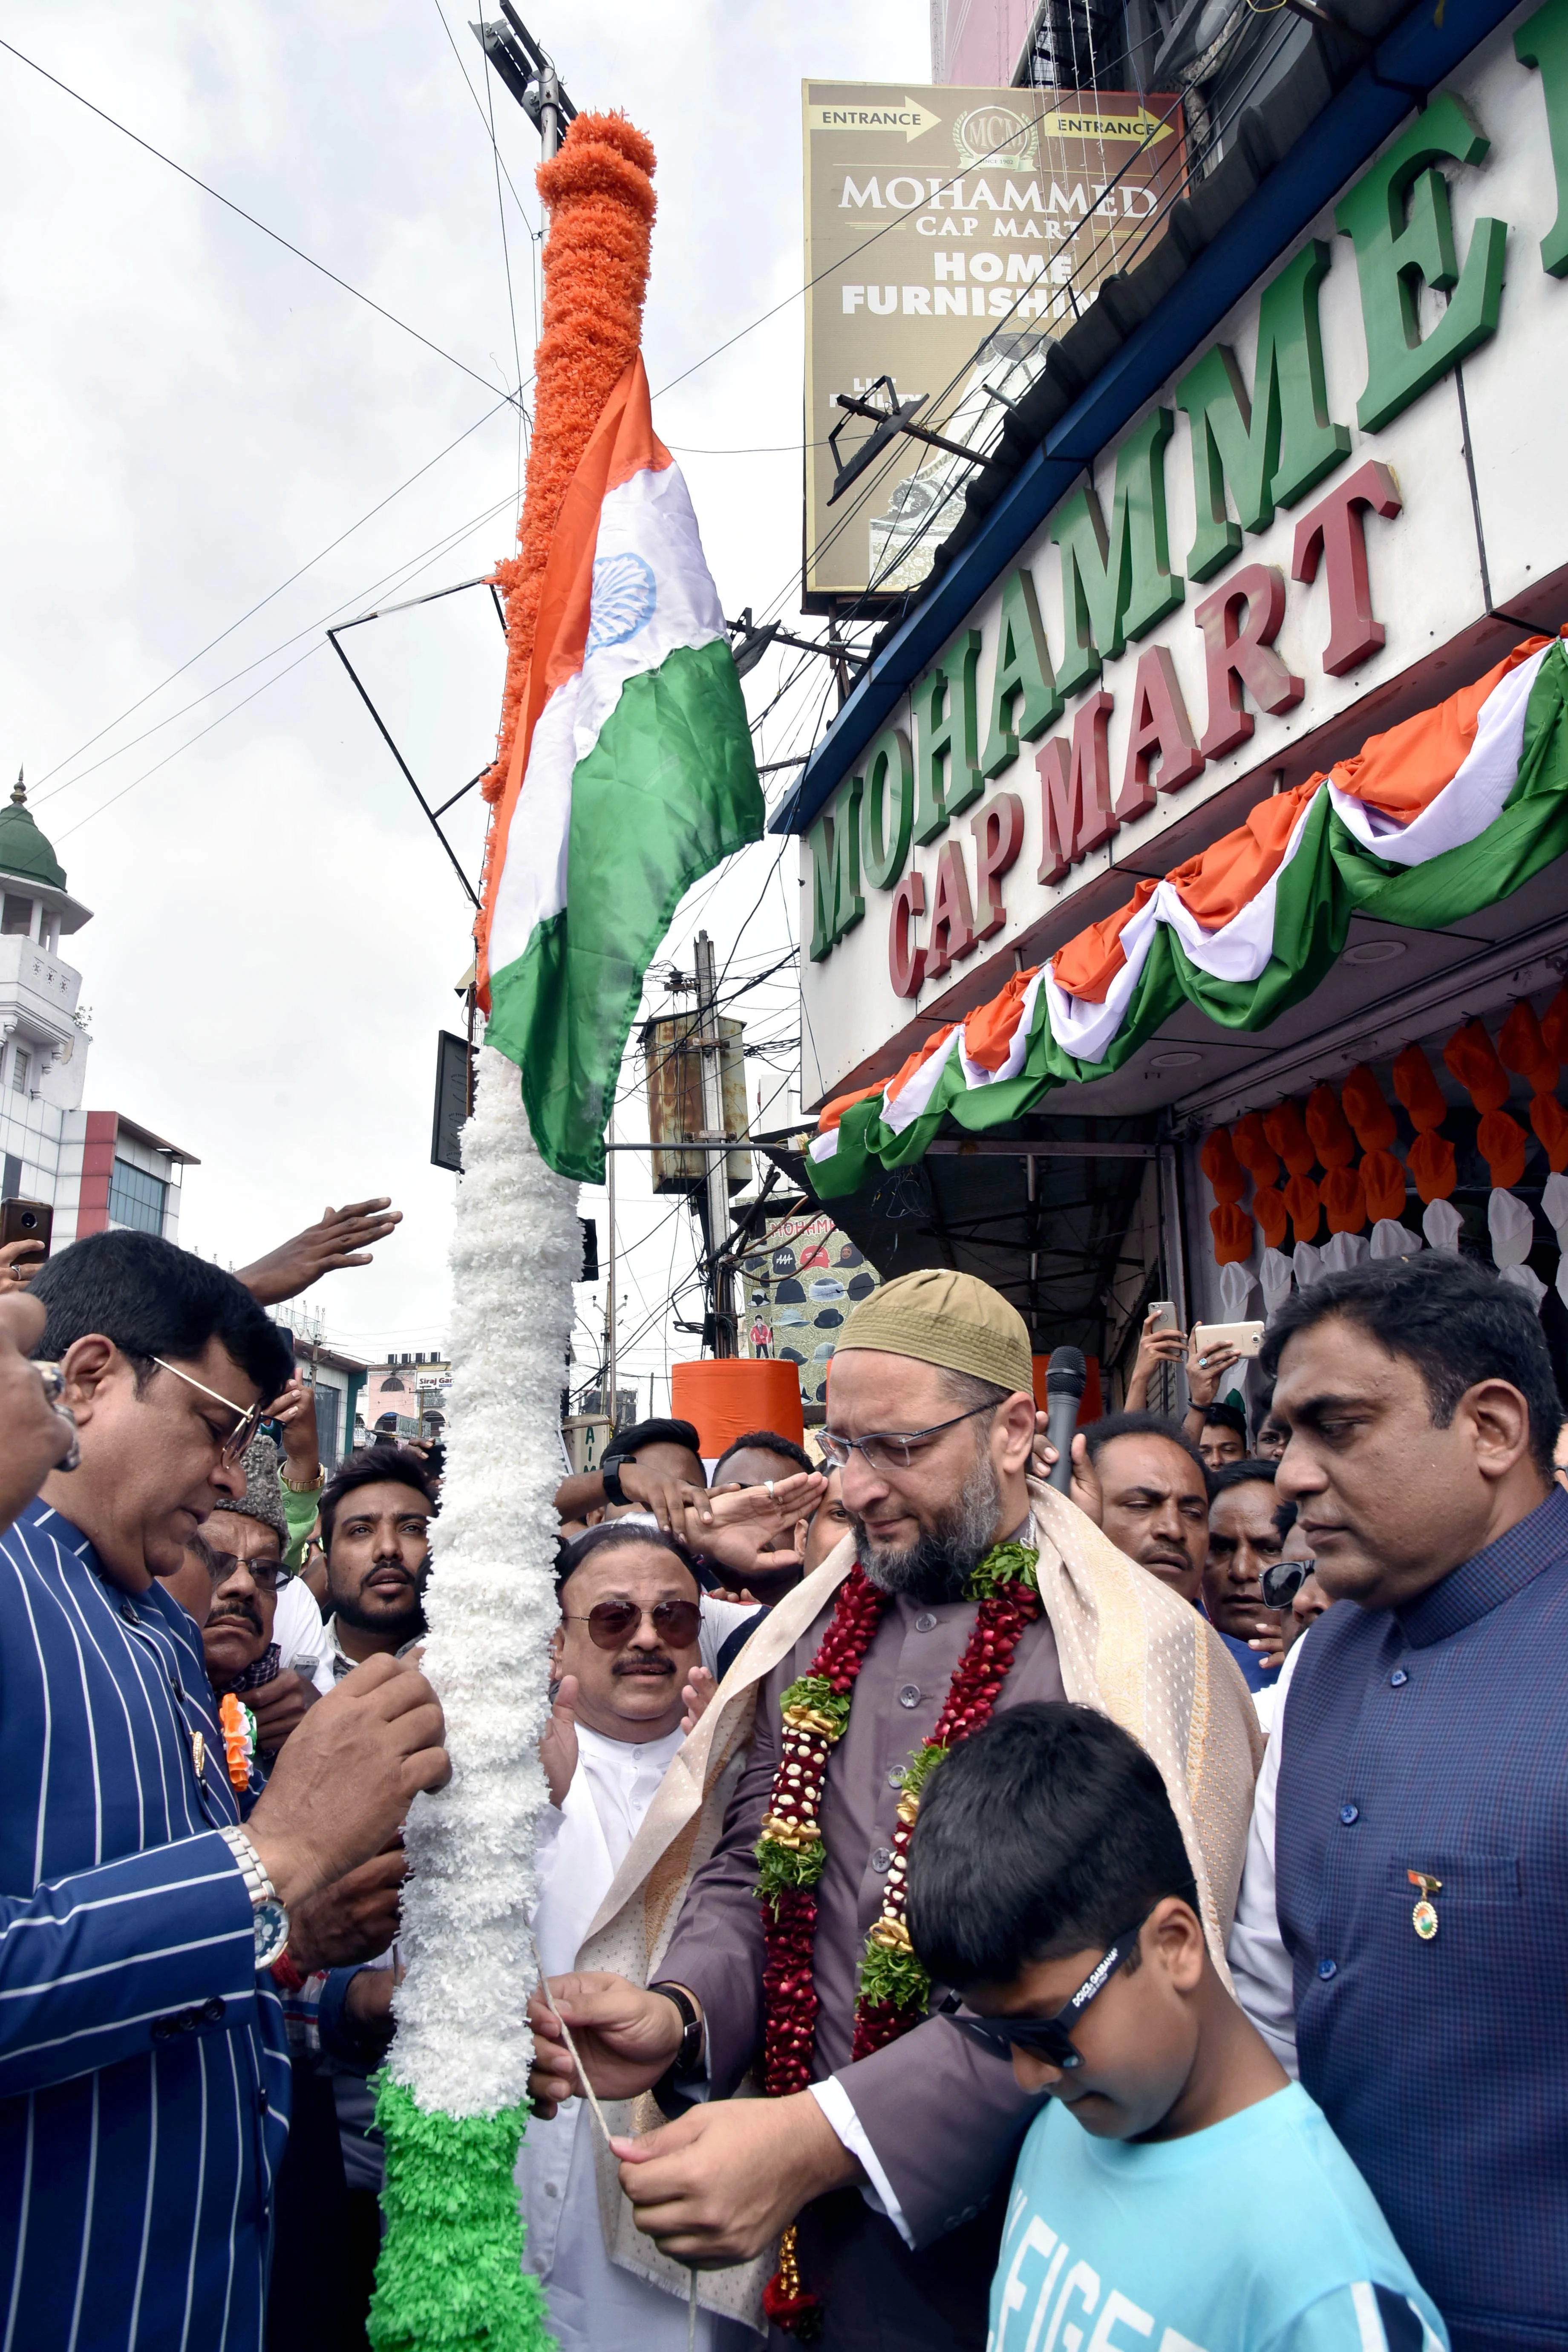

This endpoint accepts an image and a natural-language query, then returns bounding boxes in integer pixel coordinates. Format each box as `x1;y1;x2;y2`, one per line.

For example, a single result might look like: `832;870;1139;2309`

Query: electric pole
694;931;735;1356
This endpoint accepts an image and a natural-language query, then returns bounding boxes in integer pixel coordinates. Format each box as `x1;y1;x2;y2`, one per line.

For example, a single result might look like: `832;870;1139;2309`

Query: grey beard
853;1449;1004;1604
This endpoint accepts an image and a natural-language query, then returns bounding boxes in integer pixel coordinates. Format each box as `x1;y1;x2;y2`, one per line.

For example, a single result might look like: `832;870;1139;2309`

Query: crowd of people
0;1216;1560;2352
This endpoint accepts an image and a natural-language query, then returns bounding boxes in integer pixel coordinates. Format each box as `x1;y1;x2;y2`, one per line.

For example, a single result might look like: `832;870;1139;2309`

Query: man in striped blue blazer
0;1229;450;2349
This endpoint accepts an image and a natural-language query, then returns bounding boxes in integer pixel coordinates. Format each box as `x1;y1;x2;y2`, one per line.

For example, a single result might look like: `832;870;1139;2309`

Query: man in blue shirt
0;1230;450;2349
1231;1252;1568;2352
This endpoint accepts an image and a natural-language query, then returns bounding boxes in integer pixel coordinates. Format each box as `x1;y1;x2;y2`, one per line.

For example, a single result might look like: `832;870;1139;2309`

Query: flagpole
604;1107;617;1421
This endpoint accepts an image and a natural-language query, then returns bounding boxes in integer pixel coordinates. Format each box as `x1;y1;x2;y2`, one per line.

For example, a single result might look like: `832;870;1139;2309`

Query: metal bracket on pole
827;377;991;507
326;628;481;908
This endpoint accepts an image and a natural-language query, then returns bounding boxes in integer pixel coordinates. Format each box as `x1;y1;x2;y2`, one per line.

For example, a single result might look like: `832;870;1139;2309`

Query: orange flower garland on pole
480;114;658;829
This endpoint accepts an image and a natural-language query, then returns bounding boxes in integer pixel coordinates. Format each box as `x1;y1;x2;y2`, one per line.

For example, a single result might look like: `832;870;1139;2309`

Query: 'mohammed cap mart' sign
798;9;1568;1109
801;81;1183;606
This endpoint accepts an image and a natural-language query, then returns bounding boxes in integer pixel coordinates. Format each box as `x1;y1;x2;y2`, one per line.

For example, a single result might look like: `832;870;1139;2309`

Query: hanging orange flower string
1306;1083;1365;1235
1392;1042;1456;1205
1500;999;1568;1174
1340;1064;1408;1224
1201;1128;1253;1264
1444;1019;1528;1191
1232;1113;1287;1249
1264;1101;1320;1243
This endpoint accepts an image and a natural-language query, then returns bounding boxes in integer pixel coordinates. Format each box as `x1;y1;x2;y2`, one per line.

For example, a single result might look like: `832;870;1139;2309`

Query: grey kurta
658;1587;1067;2344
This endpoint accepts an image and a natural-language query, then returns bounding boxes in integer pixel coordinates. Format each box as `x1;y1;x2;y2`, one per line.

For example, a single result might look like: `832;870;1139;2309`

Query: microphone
1043;1346;1087;1493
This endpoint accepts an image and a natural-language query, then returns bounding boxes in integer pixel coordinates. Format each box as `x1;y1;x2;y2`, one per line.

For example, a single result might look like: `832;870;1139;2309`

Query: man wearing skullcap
526;1271;1262;2350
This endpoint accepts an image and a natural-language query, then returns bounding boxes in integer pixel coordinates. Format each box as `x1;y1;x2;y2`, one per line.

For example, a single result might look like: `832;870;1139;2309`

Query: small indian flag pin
1408;1870;1442;1940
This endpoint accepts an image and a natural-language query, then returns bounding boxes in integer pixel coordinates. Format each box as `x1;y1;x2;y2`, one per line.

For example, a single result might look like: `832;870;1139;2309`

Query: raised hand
680;1666;717;1733
235;1198;403;1306
541;1675;580;1809
1029;1411;1103;1523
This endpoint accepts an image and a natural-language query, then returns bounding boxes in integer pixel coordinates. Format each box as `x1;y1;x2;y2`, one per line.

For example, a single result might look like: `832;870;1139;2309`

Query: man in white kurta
519;1521;756;2352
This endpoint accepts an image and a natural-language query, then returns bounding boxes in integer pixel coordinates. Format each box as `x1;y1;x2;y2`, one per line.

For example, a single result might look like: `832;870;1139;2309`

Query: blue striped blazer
0;1498;291;2350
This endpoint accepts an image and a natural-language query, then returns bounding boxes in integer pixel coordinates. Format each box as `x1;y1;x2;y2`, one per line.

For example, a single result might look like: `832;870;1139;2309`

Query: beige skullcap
835;1268;1033;1395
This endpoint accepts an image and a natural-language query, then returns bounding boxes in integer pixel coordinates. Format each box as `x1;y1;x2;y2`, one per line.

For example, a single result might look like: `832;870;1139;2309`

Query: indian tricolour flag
476;355;763;1182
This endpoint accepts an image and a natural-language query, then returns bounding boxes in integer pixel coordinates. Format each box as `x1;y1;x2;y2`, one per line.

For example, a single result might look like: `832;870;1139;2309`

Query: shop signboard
799;23;1568;1108
741;1213;880;1404
801;80;1184;605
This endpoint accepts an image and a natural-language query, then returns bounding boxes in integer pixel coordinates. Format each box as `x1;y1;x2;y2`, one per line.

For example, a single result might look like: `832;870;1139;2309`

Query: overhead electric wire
35;483;522;813
33;392;524;798
53;487;522;839
0;34;522;405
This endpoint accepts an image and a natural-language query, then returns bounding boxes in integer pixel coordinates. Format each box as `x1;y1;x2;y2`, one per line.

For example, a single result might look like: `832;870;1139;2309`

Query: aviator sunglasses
943;1915;1149;2070
564;1597;703;1651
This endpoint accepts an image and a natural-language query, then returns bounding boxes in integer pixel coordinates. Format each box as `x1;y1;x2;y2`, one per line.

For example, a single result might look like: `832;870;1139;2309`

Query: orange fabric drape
1049;879;1159;1003
964;967;1039;1072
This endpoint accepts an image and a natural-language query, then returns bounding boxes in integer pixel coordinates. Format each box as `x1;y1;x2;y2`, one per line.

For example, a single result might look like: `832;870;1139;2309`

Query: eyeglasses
150;1356;263;1463
565;1598;703;1651
945;1918;1147;2071
819;1400;996;1474
205;1548;294;1594
1260;1557;1316;1610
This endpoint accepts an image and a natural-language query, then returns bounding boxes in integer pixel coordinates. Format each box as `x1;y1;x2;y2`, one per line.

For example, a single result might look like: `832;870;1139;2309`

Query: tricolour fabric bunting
809;634;1568;1199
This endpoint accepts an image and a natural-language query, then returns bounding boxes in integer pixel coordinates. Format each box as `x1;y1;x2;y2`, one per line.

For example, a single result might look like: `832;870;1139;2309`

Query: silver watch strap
217;1824;278;1911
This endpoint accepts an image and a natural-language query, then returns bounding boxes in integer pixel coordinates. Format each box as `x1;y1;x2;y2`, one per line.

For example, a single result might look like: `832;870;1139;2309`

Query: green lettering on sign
913;629;983;845
1517;0;1568;277
1334;94;1508;435
979;568;1061;779
1052;407;1184;699
860;724;914;890
808;776;864;961
1175;239;1352;582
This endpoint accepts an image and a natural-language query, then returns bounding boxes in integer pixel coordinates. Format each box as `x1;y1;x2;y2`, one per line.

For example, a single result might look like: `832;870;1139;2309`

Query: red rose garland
755;1545;1041;2336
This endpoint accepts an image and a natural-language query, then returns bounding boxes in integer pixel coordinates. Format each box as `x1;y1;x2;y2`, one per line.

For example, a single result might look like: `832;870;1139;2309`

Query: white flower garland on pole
369;1048;578;2351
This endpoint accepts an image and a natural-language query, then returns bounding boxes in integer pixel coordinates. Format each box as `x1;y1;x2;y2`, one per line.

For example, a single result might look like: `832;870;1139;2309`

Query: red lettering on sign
1115;646;1204;821
970;793;1025;940
1291;459;1402;677
1036;691;1116;885
889;870;927;998
925;840;977;980
1195;564;1303;760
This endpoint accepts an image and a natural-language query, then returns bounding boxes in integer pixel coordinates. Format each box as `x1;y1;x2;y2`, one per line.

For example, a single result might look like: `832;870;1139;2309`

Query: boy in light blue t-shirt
905;1703;1446;2352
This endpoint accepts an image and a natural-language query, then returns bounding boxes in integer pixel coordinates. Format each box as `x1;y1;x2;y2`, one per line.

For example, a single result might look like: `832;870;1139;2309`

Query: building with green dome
0;775;194;1246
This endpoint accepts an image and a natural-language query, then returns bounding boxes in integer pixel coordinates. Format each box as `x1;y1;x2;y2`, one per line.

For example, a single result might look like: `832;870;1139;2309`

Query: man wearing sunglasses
528;1271;1260;2352
524;1523;750;2352
0;1231;450;2352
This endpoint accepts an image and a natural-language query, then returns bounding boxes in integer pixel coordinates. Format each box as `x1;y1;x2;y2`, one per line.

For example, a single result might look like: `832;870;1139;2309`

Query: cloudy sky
0;0;926;1403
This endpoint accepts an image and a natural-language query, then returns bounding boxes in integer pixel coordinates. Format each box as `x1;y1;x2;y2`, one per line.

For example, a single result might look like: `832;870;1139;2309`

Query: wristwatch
649;1982;703;2118
280;1465;325;1496
218;1824;291;1971
600;1452;631;1507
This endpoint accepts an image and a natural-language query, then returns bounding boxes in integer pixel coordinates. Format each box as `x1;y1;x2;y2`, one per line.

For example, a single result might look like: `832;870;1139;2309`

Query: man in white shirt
525;1522;754;2352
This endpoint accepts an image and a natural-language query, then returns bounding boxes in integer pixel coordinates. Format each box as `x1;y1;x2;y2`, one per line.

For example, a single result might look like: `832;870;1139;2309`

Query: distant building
360;1351;450;1447
0;777;194;1244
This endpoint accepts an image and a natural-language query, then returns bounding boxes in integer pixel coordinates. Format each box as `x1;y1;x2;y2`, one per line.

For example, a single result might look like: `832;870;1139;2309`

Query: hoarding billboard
801;80;1184;607
740;1213;880;1406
